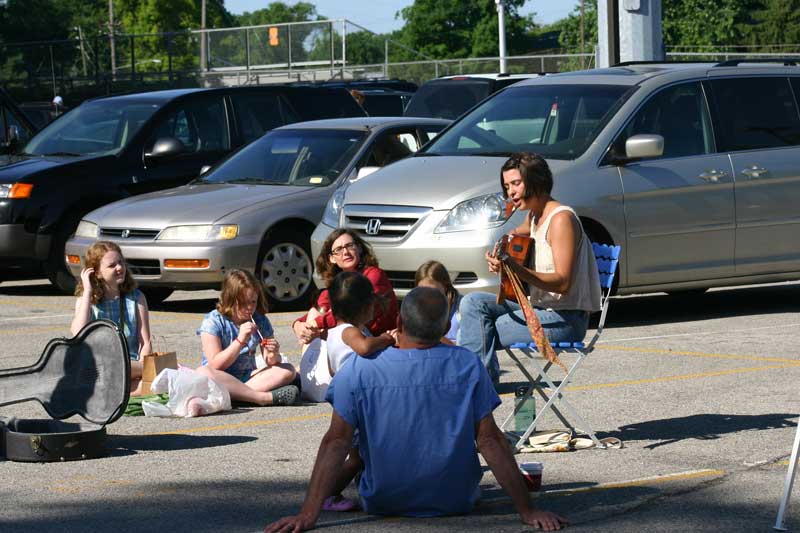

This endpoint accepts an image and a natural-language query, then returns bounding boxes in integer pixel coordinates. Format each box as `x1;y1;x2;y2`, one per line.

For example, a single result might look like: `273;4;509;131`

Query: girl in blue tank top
71;241;152;393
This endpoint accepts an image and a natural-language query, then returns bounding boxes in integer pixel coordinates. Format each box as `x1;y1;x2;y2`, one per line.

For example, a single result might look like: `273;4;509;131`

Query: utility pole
496;0;507;73
76;26;87;77
580;0;585;68
108;0;116;79
200;0;206;71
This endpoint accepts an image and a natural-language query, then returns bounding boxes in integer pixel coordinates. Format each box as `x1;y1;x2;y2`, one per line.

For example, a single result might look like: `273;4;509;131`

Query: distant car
404;73;545;120
358;89;414;116
65;117;449;309
0;85;366;292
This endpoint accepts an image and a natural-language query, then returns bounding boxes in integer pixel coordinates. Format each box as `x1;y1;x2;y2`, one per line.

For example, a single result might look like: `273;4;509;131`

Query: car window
404;79;494;120
148;96;229;154
710;77;800;151
426;84;631;160
419;126;442;144
284;88;366;120
231;92;285;143
24;100;161;156
199;129;368;187
621;82;714;159
362;129;416;167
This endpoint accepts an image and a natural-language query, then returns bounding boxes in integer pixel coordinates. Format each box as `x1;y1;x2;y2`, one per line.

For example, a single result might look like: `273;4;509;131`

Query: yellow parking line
600;344;800;364
143;412;332;436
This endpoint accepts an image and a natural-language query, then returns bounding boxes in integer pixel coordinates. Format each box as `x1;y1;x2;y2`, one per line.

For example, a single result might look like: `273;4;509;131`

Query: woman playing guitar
458;153;602;386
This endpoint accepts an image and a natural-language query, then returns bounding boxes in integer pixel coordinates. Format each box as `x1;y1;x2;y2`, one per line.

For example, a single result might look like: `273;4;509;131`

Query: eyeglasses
330;242;358;257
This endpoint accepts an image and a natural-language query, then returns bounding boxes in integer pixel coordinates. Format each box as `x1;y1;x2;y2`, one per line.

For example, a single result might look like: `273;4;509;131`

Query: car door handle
698;170;728;183
741;165;768;179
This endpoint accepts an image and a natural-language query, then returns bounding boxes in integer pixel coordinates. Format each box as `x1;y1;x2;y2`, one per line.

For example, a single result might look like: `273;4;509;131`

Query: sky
224;1;581;34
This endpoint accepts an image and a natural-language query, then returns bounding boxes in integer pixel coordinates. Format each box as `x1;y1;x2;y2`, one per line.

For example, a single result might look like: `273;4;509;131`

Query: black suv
0;85;365;291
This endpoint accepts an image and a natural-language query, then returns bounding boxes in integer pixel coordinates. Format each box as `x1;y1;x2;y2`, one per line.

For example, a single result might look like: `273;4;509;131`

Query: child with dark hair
327;271;397;373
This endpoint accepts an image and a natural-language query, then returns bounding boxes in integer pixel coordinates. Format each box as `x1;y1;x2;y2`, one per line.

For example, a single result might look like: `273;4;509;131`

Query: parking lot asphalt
1;278;799;532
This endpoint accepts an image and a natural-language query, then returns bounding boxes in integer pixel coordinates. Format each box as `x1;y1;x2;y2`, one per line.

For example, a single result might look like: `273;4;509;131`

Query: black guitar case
0;320;130;462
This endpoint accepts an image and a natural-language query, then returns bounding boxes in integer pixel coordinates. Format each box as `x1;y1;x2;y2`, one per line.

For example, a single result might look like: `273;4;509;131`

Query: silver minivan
312;62;800;296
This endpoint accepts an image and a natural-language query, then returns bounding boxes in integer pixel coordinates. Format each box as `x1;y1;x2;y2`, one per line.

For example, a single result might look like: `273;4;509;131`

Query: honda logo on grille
365;218;382;236
121;229;130;239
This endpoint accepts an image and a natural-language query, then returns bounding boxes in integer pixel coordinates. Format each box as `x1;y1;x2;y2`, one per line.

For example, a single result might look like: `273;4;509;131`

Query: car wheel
44;216;80;294
140;287;174;306
256;230;314;312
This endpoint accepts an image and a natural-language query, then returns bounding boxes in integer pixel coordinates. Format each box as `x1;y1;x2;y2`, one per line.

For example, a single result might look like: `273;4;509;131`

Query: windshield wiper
40;151;82;157
226;177;286;185
413;152;441;157
468;151;515;157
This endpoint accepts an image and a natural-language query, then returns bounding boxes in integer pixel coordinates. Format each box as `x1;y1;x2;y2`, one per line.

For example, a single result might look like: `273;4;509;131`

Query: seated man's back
327;343;500;517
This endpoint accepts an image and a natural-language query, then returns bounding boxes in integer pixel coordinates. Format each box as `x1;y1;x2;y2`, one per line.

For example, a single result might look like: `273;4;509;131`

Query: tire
44;216;80;294
140;287;174;306
256;230;314;312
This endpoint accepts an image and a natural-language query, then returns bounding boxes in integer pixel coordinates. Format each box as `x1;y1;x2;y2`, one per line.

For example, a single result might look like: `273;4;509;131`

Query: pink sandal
322;495;359;512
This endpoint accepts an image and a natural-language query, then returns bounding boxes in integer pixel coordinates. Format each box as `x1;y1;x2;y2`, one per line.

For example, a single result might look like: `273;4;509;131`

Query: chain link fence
2;20;800;104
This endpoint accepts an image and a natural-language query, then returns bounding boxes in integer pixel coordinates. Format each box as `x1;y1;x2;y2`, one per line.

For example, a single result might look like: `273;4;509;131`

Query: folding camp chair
500;243;621;451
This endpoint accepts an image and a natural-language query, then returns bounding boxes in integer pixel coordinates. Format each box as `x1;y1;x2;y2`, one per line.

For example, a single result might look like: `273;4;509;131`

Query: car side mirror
356;166;380;180
144;137;185;162
625;134;664;160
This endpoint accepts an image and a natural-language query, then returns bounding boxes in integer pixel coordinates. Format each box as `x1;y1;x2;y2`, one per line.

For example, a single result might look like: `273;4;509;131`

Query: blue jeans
457;292;589;384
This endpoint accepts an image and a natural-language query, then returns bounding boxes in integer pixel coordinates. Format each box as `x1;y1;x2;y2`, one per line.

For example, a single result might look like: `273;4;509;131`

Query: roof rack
613;60;717;67
714;58;798;67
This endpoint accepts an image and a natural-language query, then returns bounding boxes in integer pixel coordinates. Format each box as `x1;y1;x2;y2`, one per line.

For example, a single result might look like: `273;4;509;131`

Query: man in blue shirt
265;287;567;532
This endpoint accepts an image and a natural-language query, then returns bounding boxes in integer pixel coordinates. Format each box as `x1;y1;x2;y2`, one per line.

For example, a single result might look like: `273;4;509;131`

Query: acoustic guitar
0;320;130;425
493;233;533;304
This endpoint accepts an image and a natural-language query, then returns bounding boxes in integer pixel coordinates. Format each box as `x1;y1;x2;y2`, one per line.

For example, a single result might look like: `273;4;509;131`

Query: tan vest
528;206;602;312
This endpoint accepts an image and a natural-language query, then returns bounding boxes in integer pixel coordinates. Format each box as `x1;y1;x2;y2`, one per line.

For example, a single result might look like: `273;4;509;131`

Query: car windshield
424;84;633;160
24;99;161;156
199;129;368;187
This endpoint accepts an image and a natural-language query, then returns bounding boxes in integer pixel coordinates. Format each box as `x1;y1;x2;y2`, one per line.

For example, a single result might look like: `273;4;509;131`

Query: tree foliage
396;0;536;60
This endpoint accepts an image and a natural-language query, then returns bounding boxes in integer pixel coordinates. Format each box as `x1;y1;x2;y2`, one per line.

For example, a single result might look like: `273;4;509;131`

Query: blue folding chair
500;243;621;451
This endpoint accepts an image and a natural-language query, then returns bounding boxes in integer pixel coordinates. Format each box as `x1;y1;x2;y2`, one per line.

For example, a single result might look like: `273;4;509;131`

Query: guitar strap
118;292;128;342
500;262;567;372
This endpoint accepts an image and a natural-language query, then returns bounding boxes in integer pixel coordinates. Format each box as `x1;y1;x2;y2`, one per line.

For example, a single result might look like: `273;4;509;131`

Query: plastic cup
519;461;543;491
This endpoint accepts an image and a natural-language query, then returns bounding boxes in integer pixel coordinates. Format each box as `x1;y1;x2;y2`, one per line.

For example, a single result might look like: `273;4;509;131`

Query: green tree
744;0;800;49
396;0;536;60
234;1;318;26
662;0;759;49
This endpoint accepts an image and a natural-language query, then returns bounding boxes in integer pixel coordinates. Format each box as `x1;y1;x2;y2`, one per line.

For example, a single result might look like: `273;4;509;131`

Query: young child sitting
71;241;151;394
414;260;462;344
195;269;298;407
299;272;396;402
322;271;397;512
327;271;397;374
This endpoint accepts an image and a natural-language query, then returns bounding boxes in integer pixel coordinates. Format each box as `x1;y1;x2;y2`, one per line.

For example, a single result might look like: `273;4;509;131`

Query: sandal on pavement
322;495;359;512
270;385;299;406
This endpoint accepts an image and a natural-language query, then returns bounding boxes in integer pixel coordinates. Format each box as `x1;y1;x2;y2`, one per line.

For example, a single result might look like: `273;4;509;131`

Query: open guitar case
0;320;130;462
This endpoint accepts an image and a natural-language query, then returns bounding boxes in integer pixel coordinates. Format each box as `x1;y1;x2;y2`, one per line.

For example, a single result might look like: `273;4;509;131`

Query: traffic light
269;27;279;47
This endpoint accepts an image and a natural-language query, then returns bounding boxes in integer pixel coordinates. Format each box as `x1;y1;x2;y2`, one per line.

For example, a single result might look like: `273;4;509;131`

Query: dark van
0;86;365;291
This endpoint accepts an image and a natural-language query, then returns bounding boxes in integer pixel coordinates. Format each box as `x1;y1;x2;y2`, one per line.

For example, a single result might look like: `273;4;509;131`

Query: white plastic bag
142;367;231;417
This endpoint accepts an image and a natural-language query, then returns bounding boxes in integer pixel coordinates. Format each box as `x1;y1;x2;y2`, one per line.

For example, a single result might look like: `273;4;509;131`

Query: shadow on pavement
603;413;797;450
606;283;800;328
108;433;257;454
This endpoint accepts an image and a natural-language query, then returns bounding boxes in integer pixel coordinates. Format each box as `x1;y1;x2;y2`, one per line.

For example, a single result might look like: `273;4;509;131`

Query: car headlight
321;187;346;227
434;193;511;233
74;220;98;238
0;183;33;198
156;224;238;241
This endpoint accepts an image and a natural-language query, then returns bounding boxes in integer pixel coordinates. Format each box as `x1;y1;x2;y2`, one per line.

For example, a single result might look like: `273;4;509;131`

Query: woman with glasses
292;229;399;346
